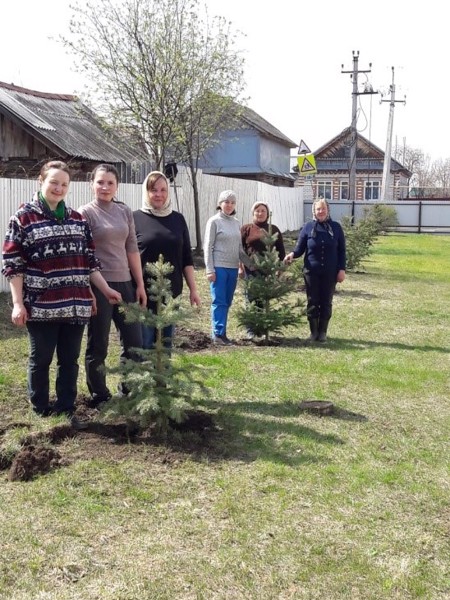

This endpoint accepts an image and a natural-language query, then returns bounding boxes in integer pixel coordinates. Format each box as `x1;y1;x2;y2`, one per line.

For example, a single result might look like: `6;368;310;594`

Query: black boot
307;318;319;341
318;318;330;342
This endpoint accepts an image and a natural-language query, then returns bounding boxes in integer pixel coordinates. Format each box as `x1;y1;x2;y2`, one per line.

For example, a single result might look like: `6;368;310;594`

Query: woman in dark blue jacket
284;199;346;342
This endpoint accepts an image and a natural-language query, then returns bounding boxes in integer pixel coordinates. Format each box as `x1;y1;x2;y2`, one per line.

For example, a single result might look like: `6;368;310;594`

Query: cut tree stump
299;400;334;416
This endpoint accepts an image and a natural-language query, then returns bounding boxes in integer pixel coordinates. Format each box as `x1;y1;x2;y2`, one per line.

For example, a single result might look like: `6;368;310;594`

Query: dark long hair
90;163;120;184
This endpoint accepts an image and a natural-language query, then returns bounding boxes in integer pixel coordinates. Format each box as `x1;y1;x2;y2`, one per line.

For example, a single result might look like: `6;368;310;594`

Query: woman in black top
133;171;201;348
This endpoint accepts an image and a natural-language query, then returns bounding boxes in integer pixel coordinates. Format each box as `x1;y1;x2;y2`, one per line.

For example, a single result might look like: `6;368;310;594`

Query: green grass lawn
0;233;449;599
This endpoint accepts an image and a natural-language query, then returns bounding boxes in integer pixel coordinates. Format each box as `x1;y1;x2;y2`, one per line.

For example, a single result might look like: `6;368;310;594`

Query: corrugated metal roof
0;81;148;163
240;106;297;148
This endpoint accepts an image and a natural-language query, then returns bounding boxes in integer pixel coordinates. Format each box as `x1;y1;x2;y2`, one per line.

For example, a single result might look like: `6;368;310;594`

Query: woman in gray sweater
203;190;253;345
79;164;146;405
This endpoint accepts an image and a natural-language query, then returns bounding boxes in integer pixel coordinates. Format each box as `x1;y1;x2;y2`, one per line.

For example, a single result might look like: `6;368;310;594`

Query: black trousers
303;271;336;321
27;321;85;414
85;280;142;402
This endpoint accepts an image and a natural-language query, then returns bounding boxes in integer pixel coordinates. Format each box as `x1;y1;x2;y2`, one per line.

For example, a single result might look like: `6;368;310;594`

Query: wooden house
0;81;149;181
294;129;412;200
199;105;297;187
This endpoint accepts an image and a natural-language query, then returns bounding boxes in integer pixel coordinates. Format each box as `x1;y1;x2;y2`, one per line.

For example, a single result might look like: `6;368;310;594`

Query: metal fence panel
304;200;450;233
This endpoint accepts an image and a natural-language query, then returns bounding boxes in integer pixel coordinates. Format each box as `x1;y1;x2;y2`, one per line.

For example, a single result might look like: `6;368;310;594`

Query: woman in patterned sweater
2;161;121;417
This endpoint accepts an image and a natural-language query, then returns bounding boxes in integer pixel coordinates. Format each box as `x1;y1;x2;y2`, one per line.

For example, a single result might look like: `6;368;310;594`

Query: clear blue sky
1;0;448;160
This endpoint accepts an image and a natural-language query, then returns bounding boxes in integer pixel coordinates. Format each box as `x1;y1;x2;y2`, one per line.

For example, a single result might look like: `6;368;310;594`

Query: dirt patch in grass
0;321;231;482
1;396;220;481
175;325;296;348
8;444;64;481
175;326;213;350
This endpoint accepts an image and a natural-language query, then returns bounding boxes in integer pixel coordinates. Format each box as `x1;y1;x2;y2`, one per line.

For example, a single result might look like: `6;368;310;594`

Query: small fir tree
364;204;399;234
341;204;398;272
104;255;208;435
237;228;305;342
341;215;377;271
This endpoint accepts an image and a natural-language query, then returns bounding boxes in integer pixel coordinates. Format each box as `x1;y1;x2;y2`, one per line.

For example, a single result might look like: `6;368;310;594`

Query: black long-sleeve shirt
133;210;194;301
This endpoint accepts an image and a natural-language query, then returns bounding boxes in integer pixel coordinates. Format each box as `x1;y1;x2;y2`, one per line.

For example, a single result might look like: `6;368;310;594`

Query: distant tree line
395;145;450;198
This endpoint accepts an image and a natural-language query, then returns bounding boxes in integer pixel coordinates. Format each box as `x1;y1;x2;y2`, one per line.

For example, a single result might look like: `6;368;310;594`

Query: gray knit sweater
79;199;139;282
204;211;252;274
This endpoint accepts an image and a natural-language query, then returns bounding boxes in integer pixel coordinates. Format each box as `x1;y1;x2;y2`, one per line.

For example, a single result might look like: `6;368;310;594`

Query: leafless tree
63;0;246;250
431;158;450;197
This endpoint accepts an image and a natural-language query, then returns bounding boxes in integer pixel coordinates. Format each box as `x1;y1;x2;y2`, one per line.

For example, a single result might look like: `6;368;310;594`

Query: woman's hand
190;290;202;308
106;287;122;304
11;303;27;327
135;283;147;308
283;252;294;265
336;270;346;283
207;272;216;283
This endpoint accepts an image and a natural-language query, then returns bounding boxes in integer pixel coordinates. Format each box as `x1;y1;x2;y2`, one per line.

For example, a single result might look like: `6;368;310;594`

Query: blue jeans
210;267;238;337
142;324;174;350
26;321;85;414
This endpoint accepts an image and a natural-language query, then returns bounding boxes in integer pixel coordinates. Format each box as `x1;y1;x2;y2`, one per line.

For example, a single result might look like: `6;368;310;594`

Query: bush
364;204;399;234
341;204;398;272
341;215;378;272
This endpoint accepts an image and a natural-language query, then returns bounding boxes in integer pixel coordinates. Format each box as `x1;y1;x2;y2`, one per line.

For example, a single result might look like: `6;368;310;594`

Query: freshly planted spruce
105;255;208;435
237;229;305;342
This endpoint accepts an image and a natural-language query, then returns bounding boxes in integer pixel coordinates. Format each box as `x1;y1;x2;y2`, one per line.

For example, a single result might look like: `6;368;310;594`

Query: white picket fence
0;168;304;293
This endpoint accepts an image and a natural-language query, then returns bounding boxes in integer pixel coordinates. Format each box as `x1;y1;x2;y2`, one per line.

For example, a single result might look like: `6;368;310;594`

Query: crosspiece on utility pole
380;67;406;201
341;50;377;202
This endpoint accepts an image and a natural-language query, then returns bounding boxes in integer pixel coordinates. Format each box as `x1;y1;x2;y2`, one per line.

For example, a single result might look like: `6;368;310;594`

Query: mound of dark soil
21;424;75;446
0;452;12;470
169;409;216;434
8;444;63;481
175;326;212;350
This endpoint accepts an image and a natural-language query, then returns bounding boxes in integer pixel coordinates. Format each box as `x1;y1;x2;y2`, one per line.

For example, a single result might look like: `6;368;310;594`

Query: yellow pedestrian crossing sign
297;153;317;176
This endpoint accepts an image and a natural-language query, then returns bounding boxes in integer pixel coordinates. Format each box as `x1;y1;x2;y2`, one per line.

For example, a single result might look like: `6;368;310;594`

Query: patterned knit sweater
2;194;101;323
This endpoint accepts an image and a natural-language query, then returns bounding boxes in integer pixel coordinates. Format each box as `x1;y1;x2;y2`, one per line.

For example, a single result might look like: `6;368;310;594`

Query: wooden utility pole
380;67;406;201
341;51;376;201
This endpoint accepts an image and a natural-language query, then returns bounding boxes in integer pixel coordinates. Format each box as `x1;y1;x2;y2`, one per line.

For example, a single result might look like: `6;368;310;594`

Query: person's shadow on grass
202;397;358;467
279;336;449;354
